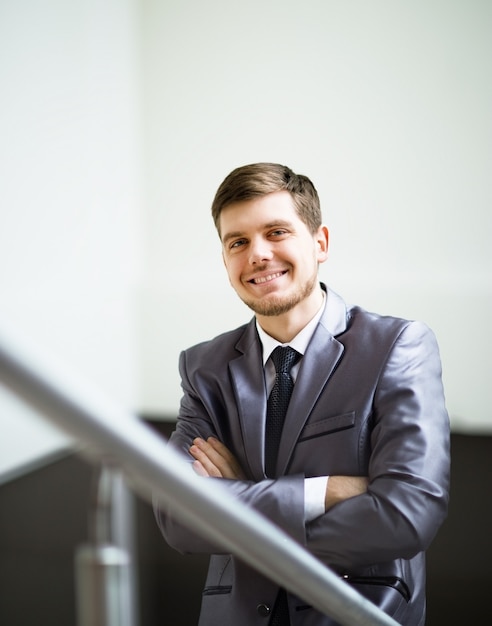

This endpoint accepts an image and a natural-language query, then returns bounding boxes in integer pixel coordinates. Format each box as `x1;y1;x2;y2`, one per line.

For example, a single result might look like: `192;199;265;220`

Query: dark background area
0;423;490;625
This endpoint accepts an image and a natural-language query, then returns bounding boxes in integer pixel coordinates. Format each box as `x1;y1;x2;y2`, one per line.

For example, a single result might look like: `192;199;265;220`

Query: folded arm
155;322;450;569
189;435;367;510
155;433;368;555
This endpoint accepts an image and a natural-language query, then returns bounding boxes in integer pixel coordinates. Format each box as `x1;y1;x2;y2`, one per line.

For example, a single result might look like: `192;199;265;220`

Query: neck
257;285;324;343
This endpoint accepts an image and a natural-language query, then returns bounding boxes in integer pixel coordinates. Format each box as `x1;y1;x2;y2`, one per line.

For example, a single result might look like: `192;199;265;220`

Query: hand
325;475;369;511
189;437;247;480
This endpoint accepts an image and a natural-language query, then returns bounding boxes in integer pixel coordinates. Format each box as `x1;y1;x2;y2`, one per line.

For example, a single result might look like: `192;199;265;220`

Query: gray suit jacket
155;286;450;626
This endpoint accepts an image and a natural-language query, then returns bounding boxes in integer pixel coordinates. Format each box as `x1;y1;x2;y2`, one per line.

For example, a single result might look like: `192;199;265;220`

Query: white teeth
253;272;283;284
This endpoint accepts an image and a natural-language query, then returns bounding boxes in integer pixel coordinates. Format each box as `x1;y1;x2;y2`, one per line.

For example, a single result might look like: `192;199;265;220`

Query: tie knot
270;346;301;374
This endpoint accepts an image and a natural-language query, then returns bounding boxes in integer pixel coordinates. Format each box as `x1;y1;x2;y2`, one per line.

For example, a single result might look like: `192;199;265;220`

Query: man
154;163;450;625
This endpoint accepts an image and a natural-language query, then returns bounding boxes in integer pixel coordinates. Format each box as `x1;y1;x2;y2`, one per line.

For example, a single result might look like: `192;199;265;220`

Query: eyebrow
221;220;293;245
221;230;245;245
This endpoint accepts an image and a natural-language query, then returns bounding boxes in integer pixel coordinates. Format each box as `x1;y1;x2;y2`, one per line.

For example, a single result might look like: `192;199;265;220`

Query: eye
230;238;247;249
270;229;288;238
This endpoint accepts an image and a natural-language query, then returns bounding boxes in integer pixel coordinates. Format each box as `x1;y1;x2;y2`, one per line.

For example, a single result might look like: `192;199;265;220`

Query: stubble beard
239;272;318;317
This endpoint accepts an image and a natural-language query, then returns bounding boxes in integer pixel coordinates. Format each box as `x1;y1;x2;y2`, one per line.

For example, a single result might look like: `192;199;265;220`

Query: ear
315;225;329;262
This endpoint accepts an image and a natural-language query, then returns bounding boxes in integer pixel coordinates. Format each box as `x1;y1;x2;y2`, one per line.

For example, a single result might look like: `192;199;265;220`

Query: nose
248;236;273;265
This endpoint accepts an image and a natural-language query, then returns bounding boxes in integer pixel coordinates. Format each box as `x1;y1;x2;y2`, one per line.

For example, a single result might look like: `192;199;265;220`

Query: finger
191;438;246;479
191;460;210;477
206;438;243;467
206;436;233;457
192;437;230;468
189;443;223;477
205;437;247;479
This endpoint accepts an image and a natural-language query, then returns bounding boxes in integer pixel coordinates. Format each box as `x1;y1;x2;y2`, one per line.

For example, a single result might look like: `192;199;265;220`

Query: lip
246;270;287;285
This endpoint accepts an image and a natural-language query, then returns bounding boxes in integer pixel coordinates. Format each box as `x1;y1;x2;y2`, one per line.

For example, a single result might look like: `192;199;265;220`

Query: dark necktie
265;346;301;626
265;346;301;478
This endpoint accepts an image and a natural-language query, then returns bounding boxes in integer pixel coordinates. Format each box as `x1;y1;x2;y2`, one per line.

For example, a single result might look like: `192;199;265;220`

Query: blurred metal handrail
0;325;398;626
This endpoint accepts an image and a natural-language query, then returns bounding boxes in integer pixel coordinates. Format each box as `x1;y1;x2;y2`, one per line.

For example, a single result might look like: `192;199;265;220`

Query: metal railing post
74;464;135;626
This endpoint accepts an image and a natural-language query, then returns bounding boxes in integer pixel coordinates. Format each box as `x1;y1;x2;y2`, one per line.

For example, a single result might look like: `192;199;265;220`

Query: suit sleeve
305;321;450;570
153;350;306;555
154;473;305;554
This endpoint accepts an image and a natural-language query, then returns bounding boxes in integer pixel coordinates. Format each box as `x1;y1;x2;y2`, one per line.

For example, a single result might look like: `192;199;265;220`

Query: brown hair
211;163;322;235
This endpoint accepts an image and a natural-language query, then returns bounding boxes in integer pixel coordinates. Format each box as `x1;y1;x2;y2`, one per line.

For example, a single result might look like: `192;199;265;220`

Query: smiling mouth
249;271;287;285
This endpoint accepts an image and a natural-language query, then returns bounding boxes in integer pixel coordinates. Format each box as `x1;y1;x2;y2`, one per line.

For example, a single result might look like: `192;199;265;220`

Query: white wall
139;0;491;432
0;0;143;480
0;0;489;481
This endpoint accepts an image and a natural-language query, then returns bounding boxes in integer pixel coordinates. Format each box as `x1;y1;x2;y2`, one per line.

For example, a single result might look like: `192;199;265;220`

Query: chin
239;277;318;317
242;294;299;317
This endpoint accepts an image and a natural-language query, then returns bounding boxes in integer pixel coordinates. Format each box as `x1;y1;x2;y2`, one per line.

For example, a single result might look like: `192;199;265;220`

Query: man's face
219;191;329;317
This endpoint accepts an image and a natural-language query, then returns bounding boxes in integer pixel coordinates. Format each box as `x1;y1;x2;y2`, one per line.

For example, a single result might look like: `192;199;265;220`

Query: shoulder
180;320;254;370
347;304;411;333
343;302;438;356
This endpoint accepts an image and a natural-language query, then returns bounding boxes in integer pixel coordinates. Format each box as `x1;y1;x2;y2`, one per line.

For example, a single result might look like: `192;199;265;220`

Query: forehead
219;191;303;240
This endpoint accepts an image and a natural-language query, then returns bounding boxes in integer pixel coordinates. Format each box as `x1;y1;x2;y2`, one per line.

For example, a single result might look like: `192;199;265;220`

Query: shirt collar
256;290;326;366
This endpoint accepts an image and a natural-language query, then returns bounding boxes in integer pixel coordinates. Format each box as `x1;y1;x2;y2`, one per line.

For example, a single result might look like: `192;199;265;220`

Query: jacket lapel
228;320;267;480
276;288;347;474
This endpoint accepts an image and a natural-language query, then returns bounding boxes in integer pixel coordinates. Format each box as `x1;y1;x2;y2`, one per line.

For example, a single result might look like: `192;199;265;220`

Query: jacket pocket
342;574;410;603
202;555;233;597
293;576;410;623
202;585;232;596
298;411;355;442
